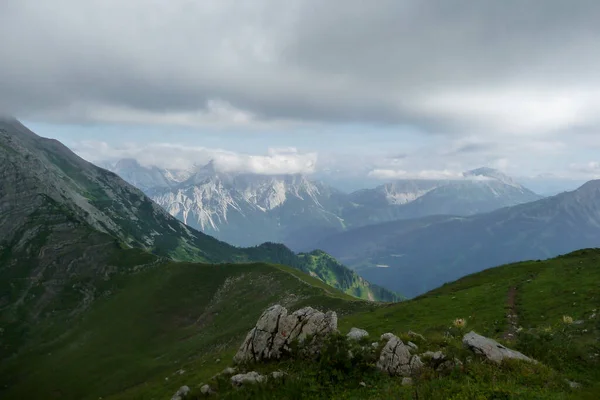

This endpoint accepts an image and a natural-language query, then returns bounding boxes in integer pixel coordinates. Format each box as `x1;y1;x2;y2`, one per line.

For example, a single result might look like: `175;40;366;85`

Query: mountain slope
315;180;600;297
9;248;597;400
341;169;542;229
0;118;397;302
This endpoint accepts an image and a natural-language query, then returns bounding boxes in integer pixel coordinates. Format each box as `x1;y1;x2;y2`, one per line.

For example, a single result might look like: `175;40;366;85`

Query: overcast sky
2;0;600;186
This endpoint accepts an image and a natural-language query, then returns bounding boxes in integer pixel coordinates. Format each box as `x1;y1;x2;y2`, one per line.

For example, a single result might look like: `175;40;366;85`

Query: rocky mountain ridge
105;158;543;249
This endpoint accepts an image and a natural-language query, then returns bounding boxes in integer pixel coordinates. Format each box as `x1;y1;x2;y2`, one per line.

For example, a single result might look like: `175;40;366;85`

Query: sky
2;0;600;190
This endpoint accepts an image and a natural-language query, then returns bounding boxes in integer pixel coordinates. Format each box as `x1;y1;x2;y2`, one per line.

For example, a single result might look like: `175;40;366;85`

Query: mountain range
314;179;600;297
106;160;543;250
0;115;398;340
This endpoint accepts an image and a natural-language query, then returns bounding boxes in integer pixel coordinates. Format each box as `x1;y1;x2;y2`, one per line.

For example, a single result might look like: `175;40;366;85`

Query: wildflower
563;315;574;324
453;318;467;328
516;327;523;333
543;326;552;333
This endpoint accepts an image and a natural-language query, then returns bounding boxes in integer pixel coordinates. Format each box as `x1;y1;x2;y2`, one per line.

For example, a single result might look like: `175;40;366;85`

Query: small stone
347;327;369;341
215;358;221;363
371;342;379;349
359;381;367;388
407;330;426;341
402;377;413;386
231;371;266;387
565;379;581;389
200;384;212;395
381;332;396;341
422;351;445;361
271;371;285;379
171;385;190;400
221;367;238;376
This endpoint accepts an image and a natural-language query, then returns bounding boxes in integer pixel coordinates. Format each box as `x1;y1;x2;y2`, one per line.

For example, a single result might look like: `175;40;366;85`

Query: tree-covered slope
0;118;398;302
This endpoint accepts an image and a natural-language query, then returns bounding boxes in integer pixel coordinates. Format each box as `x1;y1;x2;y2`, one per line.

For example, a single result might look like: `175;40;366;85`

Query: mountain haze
316;180;600;297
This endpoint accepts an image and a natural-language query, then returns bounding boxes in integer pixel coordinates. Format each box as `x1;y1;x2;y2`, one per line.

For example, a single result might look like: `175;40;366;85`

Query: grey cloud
450;143;497;155
2;0;600;133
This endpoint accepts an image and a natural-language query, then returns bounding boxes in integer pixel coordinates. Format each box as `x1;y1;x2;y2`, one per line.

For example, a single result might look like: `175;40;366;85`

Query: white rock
376;334;423;377
271;371;285;379
347;327;369;341
408;331;426;341
463;331;535;364
234;305;338;363
200;384;212;394
380;332;396;341
231;371;266;386
221;367;237;376
171;385;190;400
402;377;413;386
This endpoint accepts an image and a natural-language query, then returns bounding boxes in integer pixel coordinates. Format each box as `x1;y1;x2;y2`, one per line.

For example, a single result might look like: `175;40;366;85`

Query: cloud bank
2;0;600;134
73;141;317;175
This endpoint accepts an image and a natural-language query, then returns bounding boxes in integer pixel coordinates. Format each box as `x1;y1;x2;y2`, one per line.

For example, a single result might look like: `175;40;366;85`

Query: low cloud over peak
75;141;317;176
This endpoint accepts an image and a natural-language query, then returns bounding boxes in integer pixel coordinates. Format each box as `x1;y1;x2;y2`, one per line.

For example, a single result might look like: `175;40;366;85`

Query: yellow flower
562;315;573;324
543;326;552;333
453;318;467;328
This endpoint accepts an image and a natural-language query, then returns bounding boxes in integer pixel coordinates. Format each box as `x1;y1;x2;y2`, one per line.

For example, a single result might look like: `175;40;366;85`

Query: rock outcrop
376;334;423;376
463;331;535;364
233;305;338;363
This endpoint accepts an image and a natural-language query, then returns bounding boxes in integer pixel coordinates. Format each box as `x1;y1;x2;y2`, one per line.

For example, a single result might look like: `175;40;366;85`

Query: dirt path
502;286;519;341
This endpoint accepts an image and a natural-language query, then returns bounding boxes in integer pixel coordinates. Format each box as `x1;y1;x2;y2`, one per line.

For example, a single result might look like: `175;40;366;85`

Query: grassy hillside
126;249;599;399
2;227;599;399
0;256;373;400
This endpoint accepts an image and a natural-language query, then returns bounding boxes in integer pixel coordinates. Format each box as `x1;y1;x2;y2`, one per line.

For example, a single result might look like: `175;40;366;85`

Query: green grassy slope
0;257;372;400
148;249;599;400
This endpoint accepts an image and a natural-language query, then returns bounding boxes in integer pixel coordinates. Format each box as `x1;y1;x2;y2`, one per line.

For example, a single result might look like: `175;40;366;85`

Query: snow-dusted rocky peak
352;168;536;208
146;162;344;245
381;180;447;205
232;173;324;211
463;167;522;188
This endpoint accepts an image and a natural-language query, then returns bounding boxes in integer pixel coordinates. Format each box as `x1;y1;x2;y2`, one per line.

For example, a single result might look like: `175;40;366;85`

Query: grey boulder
376;334;423;376
171;385;190;400
234;305;338;363
463;331;535;364
231;371;266;386
347;327;369;341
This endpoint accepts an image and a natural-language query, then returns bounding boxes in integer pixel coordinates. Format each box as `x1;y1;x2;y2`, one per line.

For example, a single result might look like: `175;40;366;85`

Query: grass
0;260;371;400
2;212;599;400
